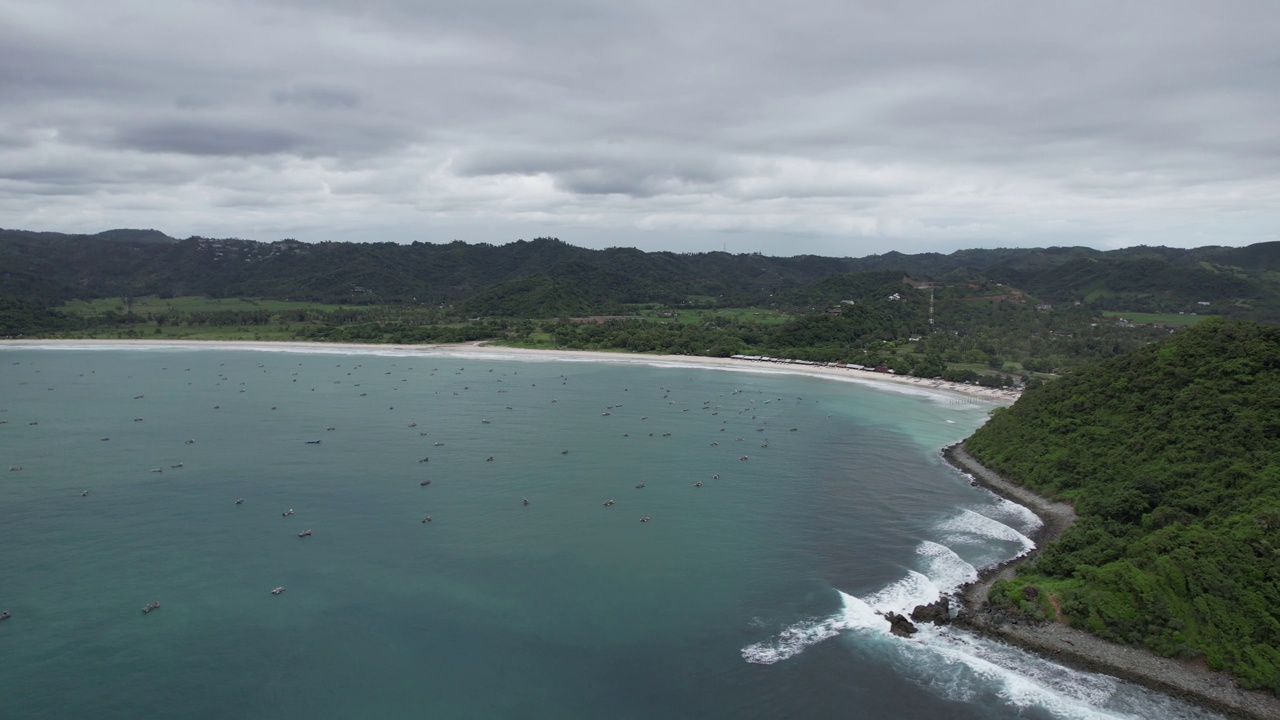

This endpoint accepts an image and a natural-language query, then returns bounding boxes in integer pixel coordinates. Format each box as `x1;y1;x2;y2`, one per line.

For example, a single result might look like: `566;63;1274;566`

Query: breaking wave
739;506;1215;719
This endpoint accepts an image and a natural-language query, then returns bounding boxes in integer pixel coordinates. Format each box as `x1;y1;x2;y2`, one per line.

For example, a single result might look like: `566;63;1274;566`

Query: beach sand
0;339;1019;405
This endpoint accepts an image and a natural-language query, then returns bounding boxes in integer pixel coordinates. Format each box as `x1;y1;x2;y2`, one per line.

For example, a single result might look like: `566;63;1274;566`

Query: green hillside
965;319;1280;692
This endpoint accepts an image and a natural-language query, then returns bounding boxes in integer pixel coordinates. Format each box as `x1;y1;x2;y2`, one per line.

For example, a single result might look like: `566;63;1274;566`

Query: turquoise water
0;345;1216;719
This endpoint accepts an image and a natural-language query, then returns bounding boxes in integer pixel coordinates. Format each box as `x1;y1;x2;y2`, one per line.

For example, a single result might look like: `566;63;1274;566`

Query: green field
1101;310;1210;327
58;296;353;315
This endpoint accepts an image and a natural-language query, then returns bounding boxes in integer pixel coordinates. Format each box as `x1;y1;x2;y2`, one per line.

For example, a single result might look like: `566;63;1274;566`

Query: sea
0;343;1219;719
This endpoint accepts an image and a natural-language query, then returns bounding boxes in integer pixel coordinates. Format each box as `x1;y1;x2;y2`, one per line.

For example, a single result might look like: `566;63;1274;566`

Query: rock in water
910;597;951;625
884;611;918;637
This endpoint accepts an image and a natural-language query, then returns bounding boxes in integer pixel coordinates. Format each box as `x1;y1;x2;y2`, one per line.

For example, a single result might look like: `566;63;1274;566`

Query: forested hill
965;319;1280;692
2;227;1280;321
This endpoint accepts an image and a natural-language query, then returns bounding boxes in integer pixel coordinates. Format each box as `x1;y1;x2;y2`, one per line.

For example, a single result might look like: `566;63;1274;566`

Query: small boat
271;587;285;595
235;498;244;505
141;601;161;614
694;482;703;487
298;529;312;538
422;516;433;523
81;490;88;497
522;498;530;505
486;456;494;462
170;463;183;469
150;468;163;473
282;509;294;517
0;610;10;621
418;457;429;463
640;516;651;523
420;480;432;486
603;499;616;507
8;466;21;471
184;439;195;444
635;483;645;488
305;440;321;445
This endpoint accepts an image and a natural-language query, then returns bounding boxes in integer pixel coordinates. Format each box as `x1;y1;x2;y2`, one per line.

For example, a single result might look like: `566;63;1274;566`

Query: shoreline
0;338;1020;405
944;443;1280;720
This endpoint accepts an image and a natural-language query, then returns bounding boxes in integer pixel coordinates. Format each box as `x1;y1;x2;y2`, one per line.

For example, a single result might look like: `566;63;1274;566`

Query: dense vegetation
3;228;1280;320
966;319;1280;692
3;227;1277;380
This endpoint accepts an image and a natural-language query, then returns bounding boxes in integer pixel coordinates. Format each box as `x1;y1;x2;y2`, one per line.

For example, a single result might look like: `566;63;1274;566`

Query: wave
740;507;1212;718
743;541;978;665
937;508;1036;559
972;496;1044;536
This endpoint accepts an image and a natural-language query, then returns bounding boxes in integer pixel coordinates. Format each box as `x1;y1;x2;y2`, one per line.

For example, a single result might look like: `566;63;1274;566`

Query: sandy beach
0;339;1020;406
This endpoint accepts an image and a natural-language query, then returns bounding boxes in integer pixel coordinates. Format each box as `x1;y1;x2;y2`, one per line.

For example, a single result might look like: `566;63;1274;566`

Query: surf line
741;510;1034;665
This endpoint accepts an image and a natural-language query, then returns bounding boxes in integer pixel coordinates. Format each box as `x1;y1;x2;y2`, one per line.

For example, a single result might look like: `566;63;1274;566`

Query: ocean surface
0;344;1218;719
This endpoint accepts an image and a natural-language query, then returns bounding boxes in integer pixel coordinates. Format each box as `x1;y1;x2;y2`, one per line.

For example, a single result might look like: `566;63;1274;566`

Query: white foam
938;508;1036;557
882;625;1166;720
741;614;848;664
973;497;1044;536
916;541;979;596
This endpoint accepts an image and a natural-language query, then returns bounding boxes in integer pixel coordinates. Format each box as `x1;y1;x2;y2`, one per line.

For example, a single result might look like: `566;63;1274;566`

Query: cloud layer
2;0;1276;255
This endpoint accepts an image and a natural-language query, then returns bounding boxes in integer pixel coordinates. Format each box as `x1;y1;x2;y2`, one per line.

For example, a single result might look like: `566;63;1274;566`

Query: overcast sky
2;1;1276;257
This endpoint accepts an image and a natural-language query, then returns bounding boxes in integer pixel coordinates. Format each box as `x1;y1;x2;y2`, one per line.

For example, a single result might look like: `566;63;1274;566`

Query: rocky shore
942;442;1280;720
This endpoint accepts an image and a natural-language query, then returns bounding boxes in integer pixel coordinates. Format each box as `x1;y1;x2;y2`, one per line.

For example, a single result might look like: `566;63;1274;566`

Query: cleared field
1102;311;1209;327
634;307;790;324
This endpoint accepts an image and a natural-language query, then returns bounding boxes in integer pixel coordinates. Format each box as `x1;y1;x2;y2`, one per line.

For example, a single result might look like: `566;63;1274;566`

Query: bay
0;344;1217;719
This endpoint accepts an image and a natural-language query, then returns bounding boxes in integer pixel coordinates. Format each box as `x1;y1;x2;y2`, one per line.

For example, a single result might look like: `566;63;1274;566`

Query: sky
1;0;1277;257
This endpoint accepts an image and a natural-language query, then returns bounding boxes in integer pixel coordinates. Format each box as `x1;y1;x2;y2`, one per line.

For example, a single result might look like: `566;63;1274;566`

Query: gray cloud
0;0;1276;255
114;121;305;156
271;86;361;109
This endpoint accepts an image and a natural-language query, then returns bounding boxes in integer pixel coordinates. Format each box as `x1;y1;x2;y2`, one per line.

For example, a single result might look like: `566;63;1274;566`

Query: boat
141;601;160;614
271;587;285;595
0;610;10;621
420;480;431;486
422;516;433;523
298;529;312;538
305;440;321;445
282;509;294;517
235;498;244;505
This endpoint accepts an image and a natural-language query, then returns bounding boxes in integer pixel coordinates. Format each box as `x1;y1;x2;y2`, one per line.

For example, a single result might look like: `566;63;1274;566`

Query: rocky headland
942;442;1280;720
